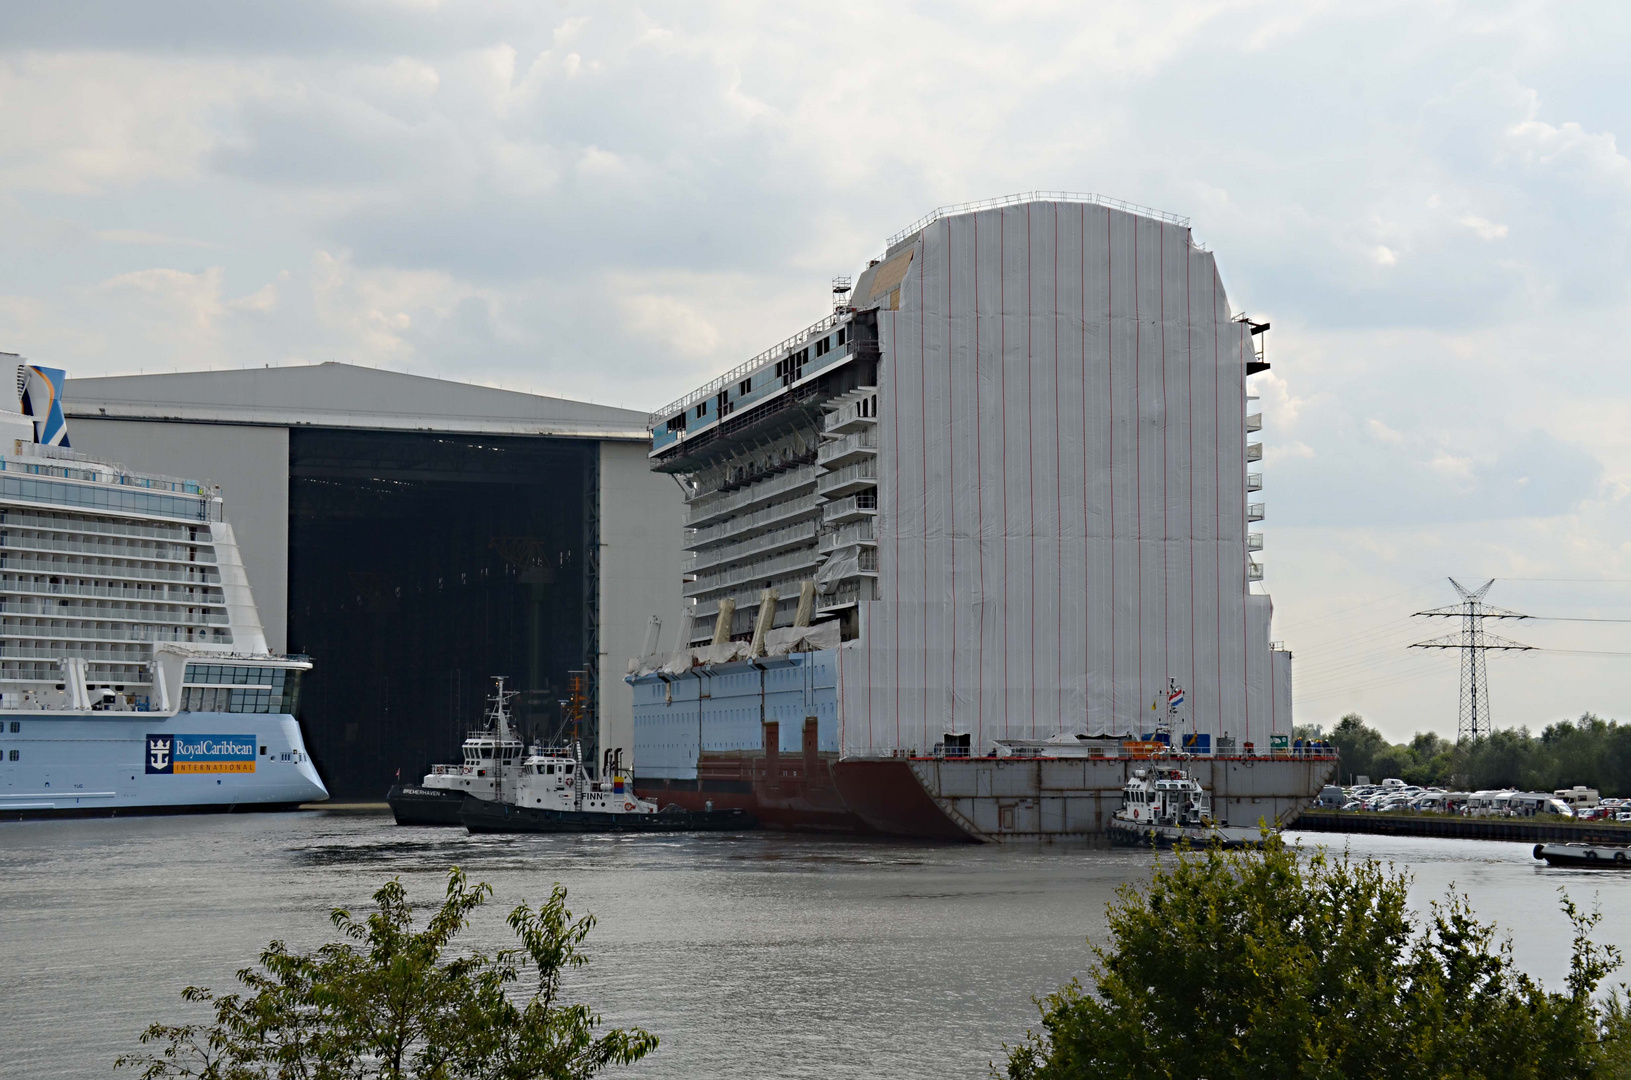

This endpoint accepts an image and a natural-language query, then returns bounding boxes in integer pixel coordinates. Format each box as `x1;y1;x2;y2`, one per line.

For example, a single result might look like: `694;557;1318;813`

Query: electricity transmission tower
1410;578;1534;744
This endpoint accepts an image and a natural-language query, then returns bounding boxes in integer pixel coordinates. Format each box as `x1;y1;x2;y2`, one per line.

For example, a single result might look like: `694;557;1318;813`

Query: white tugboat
1108;763;1262;849
461;742;755;834
385;677;527;826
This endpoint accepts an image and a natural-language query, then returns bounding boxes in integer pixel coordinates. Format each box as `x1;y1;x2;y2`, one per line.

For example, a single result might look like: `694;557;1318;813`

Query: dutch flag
1168;689;1185;707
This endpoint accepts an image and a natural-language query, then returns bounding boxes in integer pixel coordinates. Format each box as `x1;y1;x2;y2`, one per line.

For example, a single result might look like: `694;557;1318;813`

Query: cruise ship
0;357;327;817
627;194;1335;841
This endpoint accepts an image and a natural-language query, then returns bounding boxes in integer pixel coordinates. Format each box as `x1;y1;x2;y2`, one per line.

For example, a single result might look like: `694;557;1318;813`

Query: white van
1554;786;1600;810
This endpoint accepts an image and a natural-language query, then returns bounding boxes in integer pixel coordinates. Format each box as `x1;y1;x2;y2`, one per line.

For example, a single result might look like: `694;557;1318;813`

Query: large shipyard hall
60;364;684;799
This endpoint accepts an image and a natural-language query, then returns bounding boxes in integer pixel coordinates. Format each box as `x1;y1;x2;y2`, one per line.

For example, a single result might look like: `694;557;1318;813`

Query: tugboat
1108;762;1261;849
460;742;756;834
1533;842;1631;868
385;678;527;826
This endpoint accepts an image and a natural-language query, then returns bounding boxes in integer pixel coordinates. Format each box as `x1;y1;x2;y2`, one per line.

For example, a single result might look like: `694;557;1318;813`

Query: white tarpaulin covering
837;199;1290;755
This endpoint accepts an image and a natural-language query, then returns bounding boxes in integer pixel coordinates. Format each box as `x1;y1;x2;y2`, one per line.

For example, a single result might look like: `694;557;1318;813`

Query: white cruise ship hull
0;710;326;818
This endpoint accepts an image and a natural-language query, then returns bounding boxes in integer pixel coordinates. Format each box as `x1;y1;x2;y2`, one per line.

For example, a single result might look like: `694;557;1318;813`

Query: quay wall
1295;810;1631;845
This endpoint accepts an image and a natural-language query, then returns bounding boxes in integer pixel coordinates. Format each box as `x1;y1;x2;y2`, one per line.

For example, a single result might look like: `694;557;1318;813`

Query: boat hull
1534;842;1631;868
460;799;757;834
385;784;470;826
1;711;327;820
1107;818;1261;849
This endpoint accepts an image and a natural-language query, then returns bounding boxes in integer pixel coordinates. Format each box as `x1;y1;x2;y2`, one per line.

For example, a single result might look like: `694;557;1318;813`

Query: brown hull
636;719;872;833
636;718;1334;843
829;758;975;841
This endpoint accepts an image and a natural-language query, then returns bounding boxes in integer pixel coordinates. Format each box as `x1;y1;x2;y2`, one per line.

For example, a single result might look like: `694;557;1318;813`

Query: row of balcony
823;393;879;436
822;492;878;525
0;600;229;625
2;510;209;545
0;557;221;586
686;493;821;551
821;519;876;553
0;533;216;565
685;520;821;576
817;460;877;499
684;465;820;529
818;577;879;611
685;544;825;601
0;621;229;644
817;429;878;468
1;579;224;605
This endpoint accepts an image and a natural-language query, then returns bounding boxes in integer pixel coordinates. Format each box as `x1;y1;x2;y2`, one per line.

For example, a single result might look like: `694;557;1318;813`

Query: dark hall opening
286;429;595;800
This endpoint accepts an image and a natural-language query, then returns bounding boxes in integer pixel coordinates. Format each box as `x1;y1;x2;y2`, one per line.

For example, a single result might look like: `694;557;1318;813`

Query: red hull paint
635;721;875;834
830;758;974;841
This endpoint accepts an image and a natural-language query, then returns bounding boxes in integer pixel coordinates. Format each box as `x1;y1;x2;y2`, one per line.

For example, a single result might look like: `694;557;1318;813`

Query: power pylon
1410;578;1533;744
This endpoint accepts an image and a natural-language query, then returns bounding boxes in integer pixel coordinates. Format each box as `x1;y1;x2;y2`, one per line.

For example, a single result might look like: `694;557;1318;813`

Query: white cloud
3;0;1631;736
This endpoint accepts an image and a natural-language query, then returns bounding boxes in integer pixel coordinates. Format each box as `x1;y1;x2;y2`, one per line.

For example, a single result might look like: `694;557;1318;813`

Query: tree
1327;713;1388;783
1003;840;1631;1080
117;869;658;1080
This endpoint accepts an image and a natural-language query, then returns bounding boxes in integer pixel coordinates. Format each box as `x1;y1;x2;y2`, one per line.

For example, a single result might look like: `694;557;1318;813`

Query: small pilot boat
386;678;527;826
1533;842;1631;868
1108;764;1261;849
460;741;756;835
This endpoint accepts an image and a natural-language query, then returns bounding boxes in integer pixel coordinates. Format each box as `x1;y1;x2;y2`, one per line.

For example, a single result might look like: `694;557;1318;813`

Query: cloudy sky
4;1;1630;742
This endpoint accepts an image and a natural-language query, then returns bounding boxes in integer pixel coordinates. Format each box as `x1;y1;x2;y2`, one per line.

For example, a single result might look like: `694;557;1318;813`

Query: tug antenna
1410;578;1533;744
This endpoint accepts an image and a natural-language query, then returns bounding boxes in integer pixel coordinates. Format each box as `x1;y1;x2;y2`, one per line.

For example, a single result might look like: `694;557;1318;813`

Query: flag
1169;689;1185;707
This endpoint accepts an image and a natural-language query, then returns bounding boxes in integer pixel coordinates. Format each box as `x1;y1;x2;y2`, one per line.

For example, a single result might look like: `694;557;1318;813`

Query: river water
3;812;1629;1079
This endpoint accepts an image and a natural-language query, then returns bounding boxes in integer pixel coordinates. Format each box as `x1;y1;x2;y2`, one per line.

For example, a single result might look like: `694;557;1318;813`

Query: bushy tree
1327;713;1388;784
1003;840;1631;1080
117;869;657;1080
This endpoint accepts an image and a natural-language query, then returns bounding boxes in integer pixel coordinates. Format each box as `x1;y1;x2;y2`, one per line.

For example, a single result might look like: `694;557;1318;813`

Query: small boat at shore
1533;842;1631;868
1108;764;1261;849
460;738;756;835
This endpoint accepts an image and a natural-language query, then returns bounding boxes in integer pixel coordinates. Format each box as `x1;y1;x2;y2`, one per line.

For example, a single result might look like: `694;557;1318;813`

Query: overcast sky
4;1;1630;742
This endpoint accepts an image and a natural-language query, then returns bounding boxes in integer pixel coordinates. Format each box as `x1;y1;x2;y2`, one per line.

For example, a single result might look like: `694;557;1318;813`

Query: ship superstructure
0;355;325;816
628;194;1332;840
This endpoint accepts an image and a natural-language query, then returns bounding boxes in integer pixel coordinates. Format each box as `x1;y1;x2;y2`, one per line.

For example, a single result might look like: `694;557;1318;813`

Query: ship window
260;745;267;756
546;764;555;775
837;326;847;346
564;763;573;773
8;721;16;733
8;750;15;761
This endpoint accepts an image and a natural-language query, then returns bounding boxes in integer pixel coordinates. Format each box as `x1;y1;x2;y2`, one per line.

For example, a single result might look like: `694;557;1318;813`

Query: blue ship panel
630;653;842;778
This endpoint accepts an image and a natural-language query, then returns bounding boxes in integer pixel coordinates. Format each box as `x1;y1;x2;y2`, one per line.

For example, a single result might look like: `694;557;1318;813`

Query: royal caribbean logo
146;733;256;775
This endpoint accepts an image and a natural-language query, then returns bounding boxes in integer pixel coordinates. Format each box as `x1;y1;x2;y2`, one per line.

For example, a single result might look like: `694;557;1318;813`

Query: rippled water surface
3;813;1629;1079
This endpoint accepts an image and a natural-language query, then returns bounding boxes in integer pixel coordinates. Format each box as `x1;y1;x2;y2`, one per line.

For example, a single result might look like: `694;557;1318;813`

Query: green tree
117;868;657;1080
1327;713;1387;783
1003;840;1631;1080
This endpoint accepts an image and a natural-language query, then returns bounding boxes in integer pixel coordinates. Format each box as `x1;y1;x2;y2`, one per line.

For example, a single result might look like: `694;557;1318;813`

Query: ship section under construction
628;193;1334;841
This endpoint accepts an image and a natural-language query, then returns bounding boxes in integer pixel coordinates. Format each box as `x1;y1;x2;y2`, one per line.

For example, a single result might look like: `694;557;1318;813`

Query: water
3;814;1629;1080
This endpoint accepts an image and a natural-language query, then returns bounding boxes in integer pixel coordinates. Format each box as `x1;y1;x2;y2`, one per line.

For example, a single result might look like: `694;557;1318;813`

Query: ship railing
0;509;205;545
0;533;218;563
0;557;222;586
0;598;229;625
649;310;850;429
3;580;225;604
683;465;821;527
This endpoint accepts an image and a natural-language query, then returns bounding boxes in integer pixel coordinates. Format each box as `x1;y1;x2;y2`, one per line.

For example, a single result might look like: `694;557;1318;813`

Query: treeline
1305;712;1631;796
